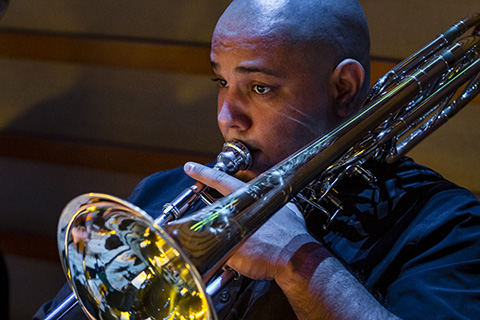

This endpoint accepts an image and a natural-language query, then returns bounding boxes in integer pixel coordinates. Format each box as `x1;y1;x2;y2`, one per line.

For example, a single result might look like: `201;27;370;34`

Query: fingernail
184;162;194;173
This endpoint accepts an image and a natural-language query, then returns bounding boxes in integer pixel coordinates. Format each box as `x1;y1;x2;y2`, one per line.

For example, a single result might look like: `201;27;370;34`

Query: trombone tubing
162;49;455;282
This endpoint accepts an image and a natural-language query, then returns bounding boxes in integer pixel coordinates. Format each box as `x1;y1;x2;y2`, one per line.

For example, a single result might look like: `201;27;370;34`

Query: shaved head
211;0;371;176
214;0;370;94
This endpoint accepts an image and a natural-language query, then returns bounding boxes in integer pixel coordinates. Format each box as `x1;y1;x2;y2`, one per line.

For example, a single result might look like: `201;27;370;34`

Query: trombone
45;141;251;320
46;13;480;320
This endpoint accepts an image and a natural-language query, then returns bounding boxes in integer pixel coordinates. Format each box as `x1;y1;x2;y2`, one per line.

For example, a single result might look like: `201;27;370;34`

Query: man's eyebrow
235;66;279;77
211;61;280;77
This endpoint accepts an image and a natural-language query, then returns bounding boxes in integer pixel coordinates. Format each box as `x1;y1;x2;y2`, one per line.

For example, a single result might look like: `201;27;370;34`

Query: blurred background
0;0;478;319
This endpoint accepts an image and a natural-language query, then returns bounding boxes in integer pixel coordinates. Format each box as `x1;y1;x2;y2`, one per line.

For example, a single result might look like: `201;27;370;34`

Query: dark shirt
33;157;480;319
317;158;480;319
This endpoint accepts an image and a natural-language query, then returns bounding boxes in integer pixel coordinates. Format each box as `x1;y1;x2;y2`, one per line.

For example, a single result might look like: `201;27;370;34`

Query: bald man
185;0;396;318
34;1;480;319
186;0;480;319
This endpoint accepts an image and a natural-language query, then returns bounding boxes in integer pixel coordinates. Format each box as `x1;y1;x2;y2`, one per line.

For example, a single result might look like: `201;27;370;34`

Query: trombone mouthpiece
214;140;252;174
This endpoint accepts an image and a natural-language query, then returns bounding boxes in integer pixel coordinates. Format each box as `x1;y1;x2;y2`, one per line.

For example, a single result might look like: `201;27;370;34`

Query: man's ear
329;58;365;117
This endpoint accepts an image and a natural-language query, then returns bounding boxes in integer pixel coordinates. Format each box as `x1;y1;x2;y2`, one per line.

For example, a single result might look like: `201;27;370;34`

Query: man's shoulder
376;156;445;189
127;163;215;219
127;166;195;218
393;157;479;210
136;166;192;188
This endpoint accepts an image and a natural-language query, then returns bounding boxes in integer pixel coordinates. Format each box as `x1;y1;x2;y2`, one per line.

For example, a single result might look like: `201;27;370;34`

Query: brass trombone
47;13;480;320
45;141;251;320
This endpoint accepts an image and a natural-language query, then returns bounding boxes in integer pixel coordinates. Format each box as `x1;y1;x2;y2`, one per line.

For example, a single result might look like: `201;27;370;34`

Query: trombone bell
59;193;214;320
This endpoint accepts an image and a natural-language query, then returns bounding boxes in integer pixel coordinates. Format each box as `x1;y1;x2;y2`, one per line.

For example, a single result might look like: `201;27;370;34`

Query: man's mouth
230;139;258;155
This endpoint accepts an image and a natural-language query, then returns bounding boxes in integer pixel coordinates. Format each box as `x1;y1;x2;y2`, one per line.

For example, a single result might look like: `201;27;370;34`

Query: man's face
211;30;340;180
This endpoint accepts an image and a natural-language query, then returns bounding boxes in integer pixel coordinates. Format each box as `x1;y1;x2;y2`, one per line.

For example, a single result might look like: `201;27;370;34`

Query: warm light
131;270;148;289
140;239;151;248
120;311;130;320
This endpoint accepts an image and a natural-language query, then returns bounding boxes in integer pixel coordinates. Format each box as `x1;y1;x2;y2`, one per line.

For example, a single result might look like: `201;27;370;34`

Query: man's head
211;0;370;179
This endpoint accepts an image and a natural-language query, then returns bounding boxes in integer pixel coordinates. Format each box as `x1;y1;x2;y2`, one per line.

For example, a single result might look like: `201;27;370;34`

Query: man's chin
234;165;269;182
234;170;256;182
231;151;274;181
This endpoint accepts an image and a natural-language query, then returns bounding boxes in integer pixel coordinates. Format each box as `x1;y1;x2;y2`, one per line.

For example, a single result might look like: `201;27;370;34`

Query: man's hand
184;161;316;281
184;162;400;319
184;161;245;195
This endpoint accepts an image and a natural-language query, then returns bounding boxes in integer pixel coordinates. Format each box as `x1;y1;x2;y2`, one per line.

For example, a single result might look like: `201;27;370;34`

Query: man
35;0;480;319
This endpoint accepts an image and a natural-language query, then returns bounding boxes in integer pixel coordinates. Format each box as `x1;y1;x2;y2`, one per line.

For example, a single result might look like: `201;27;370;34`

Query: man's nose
217;94;252;132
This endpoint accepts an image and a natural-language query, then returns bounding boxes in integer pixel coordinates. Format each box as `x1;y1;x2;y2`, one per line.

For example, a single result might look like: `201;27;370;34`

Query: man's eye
252;85;270;95
212;78;228;88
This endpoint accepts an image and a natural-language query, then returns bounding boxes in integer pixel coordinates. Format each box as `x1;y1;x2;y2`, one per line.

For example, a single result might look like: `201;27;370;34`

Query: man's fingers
184;162;244;195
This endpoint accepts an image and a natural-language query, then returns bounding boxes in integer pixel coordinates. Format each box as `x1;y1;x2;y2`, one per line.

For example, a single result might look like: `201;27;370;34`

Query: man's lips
230;139;258;154
241;142;261;164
